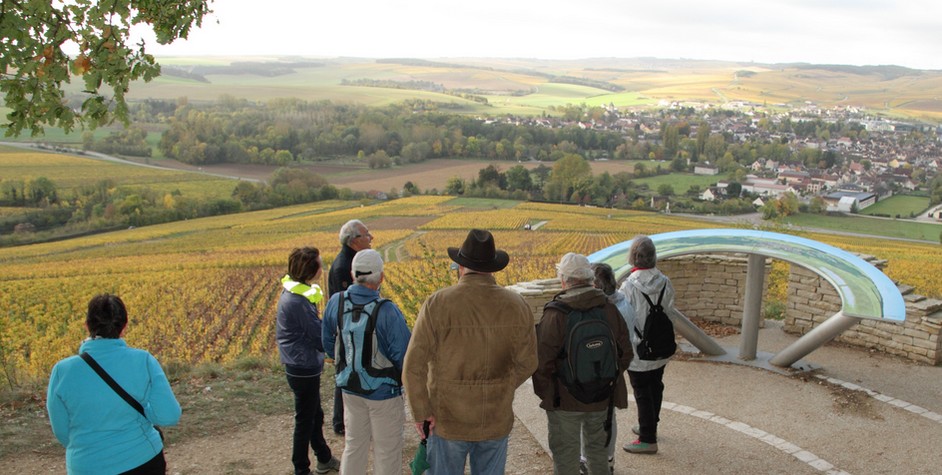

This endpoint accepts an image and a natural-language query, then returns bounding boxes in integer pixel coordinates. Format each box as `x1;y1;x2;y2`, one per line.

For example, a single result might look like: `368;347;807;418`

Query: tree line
439;155;756;215
92;97;889;185
124;98;626;166
0;167;364;246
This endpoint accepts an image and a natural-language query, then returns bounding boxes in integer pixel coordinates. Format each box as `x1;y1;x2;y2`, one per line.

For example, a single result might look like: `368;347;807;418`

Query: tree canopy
1;0;213;136
546;153;592;202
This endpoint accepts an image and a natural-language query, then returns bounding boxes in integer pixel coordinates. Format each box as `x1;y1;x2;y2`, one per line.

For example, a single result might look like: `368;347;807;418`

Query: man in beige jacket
404;229;538;474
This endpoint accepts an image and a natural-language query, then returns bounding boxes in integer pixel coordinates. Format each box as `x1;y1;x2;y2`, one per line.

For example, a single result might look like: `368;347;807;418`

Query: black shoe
333;425;345;436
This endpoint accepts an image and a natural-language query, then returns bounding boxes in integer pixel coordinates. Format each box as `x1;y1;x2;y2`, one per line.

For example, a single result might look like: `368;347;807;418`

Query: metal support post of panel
769;311;861;367
673;310;727;356
739;254;766;361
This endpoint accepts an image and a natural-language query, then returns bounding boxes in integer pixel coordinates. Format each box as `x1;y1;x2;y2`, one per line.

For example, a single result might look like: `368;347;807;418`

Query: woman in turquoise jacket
47;294;181;474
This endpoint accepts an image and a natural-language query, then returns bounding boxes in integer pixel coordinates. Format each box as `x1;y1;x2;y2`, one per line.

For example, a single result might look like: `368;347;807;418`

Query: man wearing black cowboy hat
404;229;538;474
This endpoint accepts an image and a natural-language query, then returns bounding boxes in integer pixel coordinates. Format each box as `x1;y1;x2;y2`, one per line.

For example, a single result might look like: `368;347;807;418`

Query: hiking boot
631;424;641;436
624;439;658;454
315;457;340;473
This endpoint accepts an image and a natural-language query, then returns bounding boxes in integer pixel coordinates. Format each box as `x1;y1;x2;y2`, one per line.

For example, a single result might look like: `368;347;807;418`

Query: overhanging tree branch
1;0;213;137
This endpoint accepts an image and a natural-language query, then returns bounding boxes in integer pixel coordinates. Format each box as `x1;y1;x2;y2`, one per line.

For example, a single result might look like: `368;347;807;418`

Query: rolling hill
108;56;942;121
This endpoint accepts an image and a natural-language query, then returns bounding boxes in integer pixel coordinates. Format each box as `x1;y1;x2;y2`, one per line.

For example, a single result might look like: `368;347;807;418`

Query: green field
860;194;930;218
120;64;494;112
447;197;521;209
785;213;942;242
635;173;720;192
1;124;143;148
3;126;90;146
0;147;237;199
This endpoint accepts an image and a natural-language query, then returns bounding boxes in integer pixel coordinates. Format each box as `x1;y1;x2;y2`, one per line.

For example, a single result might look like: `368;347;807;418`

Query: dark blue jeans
286;373;333;475
628;366;666;444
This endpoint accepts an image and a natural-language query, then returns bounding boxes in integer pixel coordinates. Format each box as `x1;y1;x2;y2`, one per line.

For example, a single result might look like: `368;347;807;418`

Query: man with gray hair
329;220;373;298
323;249;411;475
533;252;631;474
327;219;373;435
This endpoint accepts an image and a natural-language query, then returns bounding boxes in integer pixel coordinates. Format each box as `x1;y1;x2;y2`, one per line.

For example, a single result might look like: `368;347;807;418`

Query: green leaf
0;0;213;136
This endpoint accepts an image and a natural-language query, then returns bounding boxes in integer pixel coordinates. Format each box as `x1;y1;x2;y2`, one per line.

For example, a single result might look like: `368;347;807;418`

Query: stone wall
510;278;563;325
509;254;942;365
783;265;942;365
657;255;764;327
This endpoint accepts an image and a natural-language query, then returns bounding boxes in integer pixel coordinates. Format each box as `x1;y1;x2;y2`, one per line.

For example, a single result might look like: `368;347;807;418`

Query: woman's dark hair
591;262;617;296
288;247;321;284
86;294;128;339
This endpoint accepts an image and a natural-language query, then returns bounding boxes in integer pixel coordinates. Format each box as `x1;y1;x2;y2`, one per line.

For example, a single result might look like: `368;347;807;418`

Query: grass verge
785;213;942;242
0;355;312;462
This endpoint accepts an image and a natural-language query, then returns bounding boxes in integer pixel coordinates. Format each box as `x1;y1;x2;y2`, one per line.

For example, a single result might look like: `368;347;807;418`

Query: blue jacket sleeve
322;293;340;359
144;354;181;426
376;303;412;370
46;364;69;445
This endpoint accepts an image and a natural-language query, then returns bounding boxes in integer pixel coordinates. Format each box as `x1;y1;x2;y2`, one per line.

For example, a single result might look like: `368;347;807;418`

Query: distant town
491;99;942;218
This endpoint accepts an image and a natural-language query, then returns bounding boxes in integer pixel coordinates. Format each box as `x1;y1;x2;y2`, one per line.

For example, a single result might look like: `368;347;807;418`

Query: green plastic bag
410;421;431;474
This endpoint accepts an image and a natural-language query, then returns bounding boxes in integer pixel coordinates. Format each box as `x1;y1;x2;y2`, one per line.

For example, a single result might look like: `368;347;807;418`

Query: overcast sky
138;0;942;70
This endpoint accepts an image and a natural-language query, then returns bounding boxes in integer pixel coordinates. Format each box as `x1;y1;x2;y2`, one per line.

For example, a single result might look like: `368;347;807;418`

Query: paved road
920;204;942;222
514;322;942;474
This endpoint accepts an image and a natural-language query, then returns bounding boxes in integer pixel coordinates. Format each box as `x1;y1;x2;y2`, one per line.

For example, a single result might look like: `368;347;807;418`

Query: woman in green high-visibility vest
276;247;340;474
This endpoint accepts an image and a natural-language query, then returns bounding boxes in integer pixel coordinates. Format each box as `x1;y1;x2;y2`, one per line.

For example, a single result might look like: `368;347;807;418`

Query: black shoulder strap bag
80;352;164;441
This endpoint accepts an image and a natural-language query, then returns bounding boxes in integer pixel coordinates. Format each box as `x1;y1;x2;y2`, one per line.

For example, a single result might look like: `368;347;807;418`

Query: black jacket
328;244;356;297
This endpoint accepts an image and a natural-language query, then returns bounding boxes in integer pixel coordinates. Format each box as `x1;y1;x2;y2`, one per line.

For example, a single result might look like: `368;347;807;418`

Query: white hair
355;271;383;286
339;219;365;246
559;273;593;288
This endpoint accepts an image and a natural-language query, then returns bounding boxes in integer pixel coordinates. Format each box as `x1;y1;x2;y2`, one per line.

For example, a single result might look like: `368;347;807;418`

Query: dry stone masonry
784;260;942;365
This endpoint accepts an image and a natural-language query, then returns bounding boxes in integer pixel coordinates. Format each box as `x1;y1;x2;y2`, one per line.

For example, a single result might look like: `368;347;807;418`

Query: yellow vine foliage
1;196;939;383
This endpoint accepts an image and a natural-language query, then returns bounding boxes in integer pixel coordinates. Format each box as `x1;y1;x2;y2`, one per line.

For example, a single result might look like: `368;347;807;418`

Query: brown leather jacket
404;273;538;441
533;285;632;412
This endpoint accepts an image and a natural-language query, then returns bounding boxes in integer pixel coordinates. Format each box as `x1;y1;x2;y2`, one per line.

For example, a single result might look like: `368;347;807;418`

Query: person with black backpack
618;235;678;455
533;253;632;475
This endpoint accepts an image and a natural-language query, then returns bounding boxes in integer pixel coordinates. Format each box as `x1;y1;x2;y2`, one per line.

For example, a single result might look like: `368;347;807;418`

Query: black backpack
634;285;677;361
544;299;621;445
544;301;619;404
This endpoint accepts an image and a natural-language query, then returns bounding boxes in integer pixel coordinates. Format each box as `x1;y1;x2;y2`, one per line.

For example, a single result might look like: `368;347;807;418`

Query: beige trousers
340;392;405;475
